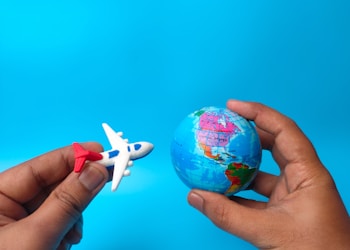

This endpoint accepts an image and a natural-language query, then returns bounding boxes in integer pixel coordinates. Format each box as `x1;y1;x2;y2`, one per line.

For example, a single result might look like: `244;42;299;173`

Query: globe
170;106;262;196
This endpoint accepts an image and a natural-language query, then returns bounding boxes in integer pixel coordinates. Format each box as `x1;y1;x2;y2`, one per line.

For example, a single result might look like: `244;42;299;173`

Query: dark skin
0;142;108;249
188;100;350;249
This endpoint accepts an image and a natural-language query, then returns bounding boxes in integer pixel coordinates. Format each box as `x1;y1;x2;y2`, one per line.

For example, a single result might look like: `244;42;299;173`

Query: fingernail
188;191;204;212
78;166;105;191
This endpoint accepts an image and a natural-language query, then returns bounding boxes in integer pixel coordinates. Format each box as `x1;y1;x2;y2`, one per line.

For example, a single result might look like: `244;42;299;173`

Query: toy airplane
73;123;153;191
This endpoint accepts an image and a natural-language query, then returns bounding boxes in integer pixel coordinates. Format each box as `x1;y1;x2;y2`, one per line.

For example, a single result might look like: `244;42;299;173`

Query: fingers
63;216;83;246
188;189;269;244
249;171;279;197
27;162;108;248
226;100;295;137
0;142;103;204
0;194;28;221
226;100;320;166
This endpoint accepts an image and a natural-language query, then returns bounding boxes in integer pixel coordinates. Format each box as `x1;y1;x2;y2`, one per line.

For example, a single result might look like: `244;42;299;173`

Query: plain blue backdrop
0;1;349;249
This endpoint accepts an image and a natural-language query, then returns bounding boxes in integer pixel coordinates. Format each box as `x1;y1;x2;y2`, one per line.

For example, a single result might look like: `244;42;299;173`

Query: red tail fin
72;143;103;173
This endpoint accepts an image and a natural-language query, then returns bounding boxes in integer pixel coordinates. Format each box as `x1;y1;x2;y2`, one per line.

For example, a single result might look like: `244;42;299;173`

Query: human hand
0;142;109;250
188;100;350;249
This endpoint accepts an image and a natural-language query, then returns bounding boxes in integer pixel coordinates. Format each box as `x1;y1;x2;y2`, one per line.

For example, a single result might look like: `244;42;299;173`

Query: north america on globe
170;106;262;196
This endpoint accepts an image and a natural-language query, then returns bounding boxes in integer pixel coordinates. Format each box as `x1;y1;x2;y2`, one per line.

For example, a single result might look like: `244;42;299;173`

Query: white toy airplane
73;123;154;191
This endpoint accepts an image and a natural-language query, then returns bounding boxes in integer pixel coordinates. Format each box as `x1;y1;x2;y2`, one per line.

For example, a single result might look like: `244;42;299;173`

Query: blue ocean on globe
170;107;262;196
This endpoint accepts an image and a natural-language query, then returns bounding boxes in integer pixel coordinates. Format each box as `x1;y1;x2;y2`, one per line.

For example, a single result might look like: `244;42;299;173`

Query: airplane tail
72;142;103;173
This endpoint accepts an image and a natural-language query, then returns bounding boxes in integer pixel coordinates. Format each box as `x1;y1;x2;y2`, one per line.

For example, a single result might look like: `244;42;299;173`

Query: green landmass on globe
225;162;257;194
170;106;262;196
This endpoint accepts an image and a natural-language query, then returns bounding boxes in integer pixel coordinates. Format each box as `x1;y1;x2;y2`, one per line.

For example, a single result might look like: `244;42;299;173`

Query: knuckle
52;189;82;220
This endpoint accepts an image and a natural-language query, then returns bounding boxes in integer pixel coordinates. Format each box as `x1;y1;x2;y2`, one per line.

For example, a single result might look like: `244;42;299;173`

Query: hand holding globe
185;100;350;249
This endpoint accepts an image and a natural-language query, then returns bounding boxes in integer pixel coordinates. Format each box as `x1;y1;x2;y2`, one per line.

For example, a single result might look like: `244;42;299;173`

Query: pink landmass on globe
196;112;240;159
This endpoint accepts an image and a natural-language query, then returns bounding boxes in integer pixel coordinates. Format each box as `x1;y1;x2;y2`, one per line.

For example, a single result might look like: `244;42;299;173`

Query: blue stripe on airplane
108;150;120;158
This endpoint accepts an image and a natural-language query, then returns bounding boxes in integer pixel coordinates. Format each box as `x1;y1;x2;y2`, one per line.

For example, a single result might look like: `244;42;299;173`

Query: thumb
30;162;108;247
188;189;270;245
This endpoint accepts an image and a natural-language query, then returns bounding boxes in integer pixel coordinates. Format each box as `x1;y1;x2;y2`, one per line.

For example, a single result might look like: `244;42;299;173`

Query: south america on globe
170;107;262;196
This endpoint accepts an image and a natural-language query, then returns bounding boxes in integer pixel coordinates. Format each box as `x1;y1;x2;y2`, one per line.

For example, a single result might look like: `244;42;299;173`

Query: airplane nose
142;142;154;153
135;142;154;158
146;142;154;150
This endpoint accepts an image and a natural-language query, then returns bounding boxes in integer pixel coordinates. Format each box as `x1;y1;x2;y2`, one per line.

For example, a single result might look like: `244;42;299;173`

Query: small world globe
170;106;262;196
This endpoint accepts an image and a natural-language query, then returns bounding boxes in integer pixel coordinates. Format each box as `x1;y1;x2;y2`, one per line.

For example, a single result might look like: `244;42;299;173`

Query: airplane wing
102;123;132;191
111;150;131;191
102;123;126;149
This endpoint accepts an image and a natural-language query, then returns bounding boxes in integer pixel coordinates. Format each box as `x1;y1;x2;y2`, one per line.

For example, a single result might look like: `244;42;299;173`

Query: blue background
0;1;349;249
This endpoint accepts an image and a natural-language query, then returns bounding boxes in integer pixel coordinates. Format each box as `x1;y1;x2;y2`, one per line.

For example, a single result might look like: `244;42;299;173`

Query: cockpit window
134;144;141;151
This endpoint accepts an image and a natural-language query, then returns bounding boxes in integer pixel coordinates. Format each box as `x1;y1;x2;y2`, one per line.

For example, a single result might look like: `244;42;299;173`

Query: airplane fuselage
95;142;153;168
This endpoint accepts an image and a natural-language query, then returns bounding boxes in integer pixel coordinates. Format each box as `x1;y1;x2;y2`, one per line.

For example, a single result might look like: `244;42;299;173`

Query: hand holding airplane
73;123;154;191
